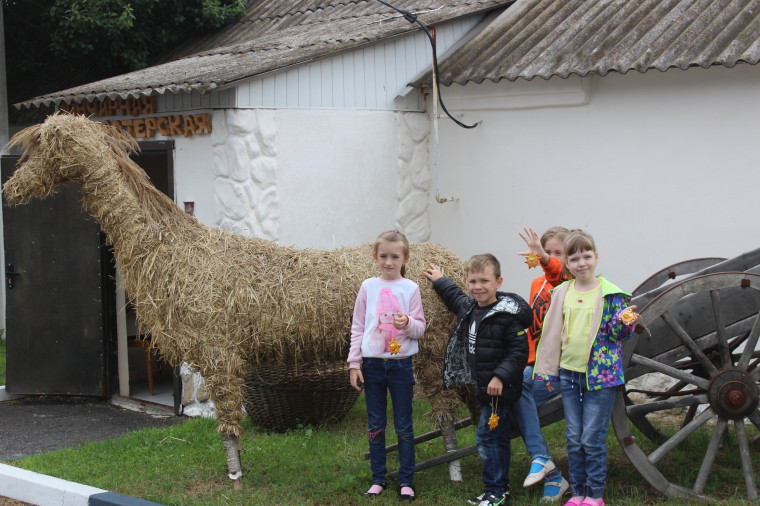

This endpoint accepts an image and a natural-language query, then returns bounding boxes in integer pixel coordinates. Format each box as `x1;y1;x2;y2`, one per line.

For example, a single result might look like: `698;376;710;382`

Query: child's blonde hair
564;229;596;257
540;226;569;249
466;253;501;278
373;230;410;277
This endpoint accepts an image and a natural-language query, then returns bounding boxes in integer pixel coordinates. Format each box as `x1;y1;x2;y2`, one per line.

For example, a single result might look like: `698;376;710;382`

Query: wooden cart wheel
623;329;753;446
612;272;760;501
631;257;726;297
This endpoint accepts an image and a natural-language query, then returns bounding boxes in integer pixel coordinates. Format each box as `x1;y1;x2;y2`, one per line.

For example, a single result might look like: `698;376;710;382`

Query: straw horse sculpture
3;112;471;489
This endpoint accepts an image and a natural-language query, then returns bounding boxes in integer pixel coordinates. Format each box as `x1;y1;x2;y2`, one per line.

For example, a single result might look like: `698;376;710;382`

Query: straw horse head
3;112;470;490
3;116;140;203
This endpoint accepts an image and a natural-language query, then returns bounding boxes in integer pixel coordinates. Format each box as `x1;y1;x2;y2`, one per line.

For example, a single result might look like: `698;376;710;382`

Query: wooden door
2;155;112;395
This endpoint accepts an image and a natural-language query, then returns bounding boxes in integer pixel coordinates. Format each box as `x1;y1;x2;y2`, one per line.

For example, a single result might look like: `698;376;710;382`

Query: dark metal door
2;156;109;396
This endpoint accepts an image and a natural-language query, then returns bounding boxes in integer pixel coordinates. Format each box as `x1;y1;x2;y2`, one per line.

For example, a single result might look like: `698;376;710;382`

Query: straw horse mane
117;140;192;228
3;112;471;490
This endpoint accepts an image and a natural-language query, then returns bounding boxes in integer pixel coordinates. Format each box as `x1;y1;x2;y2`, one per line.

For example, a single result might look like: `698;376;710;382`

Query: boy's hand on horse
423;263;445;282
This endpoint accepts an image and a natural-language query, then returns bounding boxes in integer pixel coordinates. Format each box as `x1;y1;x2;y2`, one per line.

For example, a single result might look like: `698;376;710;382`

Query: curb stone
0;464;162;505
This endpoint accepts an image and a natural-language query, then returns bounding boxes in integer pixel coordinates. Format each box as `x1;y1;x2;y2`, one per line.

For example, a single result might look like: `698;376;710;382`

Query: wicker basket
243;361;360;431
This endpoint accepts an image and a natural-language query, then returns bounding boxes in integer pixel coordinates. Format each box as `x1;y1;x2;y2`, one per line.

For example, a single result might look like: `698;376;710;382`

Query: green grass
3;395;758;505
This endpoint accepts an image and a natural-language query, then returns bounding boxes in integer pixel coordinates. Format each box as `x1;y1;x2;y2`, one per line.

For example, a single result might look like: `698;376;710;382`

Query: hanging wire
375;0;480;129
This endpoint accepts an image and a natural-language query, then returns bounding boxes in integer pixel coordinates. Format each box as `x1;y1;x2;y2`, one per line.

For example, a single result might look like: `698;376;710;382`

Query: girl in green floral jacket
533;230;638;506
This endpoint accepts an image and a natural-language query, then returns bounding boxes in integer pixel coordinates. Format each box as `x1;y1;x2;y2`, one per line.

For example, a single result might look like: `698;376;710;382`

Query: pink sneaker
563;498;584;506
580;498;604;506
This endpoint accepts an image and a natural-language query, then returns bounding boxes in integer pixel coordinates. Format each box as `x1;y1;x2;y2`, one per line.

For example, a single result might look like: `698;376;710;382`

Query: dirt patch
0;499;32;506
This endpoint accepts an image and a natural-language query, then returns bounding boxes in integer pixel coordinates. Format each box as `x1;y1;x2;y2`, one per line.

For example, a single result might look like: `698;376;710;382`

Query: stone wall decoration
396;112;432;242
212;109;280;241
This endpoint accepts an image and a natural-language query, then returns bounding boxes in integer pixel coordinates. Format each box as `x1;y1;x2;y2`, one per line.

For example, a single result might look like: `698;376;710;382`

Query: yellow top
560;280;601;372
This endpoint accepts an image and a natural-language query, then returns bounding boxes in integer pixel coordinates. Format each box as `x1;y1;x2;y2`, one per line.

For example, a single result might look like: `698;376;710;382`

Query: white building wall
428;64;760;300
191;108;432;248
159;88;236;112
275;109;431;247
236;16;481;111
173;129;217;227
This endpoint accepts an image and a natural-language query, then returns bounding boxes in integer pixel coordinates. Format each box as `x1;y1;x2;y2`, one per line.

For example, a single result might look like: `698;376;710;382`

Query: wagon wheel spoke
709;289;732;368
625;393;707;417
660;310;718;377
625;380;700;444
693;418;727;494
728;330;751;359
734;419;759;501
657;379;690;400
648;407;715;464
630;354;711;390
624;392;670;444
737;311;760;370
749;408;760;432
681;404;698;428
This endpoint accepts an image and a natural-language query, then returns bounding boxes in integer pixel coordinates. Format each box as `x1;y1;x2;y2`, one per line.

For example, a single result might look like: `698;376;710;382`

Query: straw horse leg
202;357;247;490
223;434;244;490
217;403;245;490
439;418;462;482
428;387;471;483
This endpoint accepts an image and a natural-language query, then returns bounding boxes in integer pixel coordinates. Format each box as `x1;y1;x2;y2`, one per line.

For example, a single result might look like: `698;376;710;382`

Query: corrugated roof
23;0;758;108
158;0;500;62
434;0;760;86
17;0;508;108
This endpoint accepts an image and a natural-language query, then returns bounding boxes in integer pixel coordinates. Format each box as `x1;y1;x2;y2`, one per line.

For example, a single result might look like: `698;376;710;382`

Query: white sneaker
477;492;509;506
467;492;486;505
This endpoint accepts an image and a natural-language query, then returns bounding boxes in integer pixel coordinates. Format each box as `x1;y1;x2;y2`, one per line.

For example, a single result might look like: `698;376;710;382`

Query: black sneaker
467;492;485;505
477;491;510;506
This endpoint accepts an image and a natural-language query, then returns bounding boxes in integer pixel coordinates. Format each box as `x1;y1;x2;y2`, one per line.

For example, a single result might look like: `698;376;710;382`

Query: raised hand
518;226;548;264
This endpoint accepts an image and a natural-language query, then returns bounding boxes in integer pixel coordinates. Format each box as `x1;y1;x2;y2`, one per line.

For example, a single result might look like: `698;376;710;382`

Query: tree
3;0;246;122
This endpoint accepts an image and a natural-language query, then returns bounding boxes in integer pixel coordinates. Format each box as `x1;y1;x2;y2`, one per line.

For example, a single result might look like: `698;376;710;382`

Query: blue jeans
475;398;512;496
513;365;562;482
362;357;416;486
560;368;617;499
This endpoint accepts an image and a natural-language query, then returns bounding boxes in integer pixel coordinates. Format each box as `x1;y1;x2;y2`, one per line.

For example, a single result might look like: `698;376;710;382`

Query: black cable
375;0;479;129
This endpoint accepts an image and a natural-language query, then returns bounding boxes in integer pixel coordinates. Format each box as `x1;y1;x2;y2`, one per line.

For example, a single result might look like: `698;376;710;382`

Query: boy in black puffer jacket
424;254;530;506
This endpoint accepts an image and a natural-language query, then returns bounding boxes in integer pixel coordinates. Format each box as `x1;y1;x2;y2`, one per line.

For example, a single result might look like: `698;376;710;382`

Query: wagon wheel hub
708;369;759;419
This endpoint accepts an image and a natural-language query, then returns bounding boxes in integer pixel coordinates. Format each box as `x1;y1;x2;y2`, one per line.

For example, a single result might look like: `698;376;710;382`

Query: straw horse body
3;113;470;489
